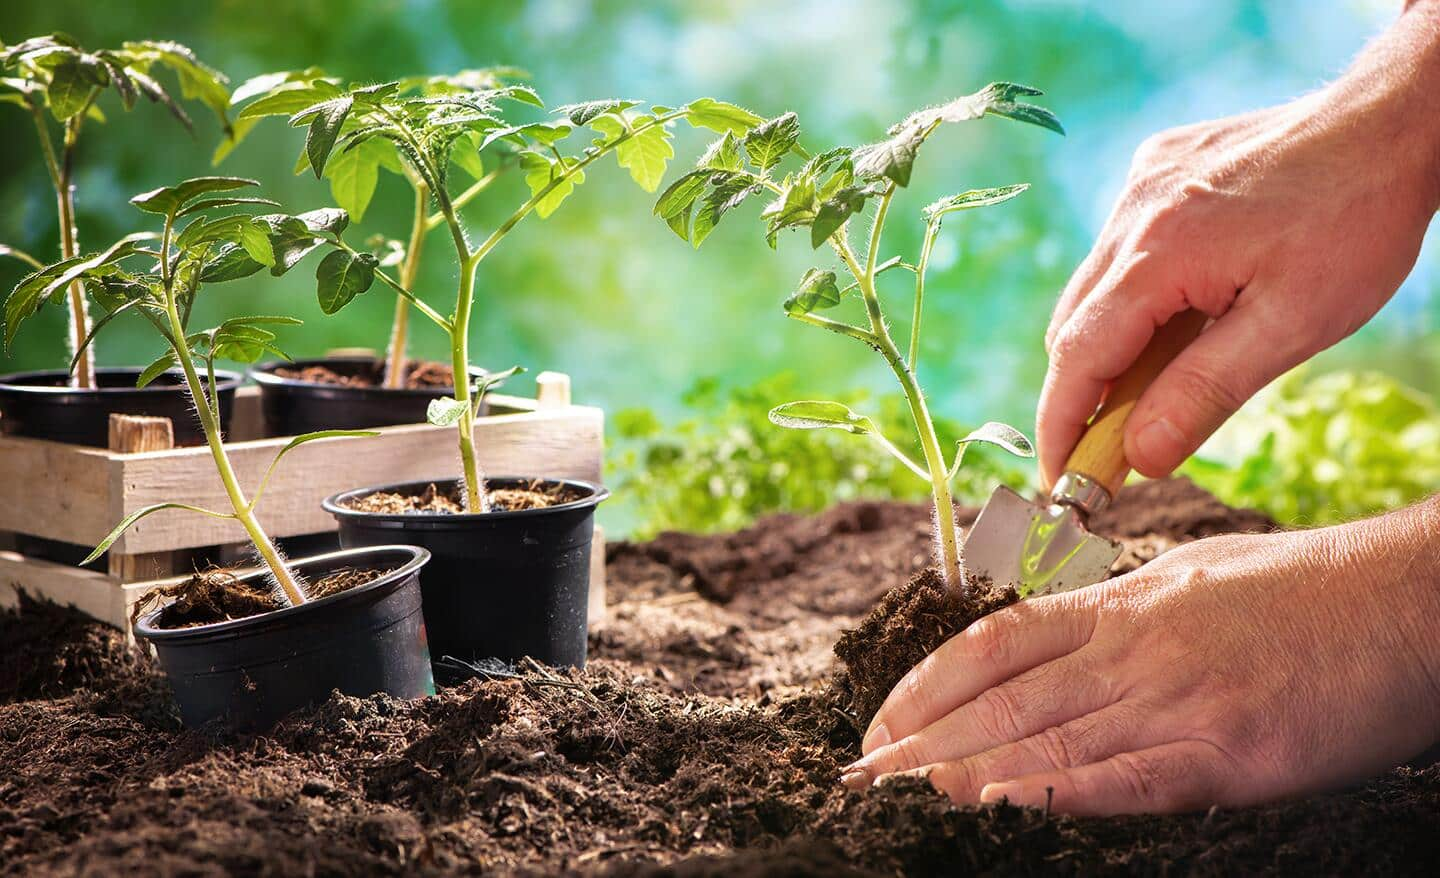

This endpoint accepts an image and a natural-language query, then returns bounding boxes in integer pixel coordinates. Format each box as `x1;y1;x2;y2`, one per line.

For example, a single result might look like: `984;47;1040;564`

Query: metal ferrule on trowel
964;310;1210;598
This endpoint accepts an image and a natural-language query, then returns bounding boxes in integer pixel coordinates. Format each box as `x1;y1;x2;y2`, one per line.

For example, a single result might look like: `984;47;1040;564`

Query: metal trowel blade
963;486;1122;597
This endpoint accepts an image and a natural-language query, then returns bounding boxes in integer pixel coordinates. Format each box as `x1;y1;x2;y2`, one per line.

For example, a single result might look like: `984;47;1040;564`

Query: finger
1036;250;1191;488
977;740;1239;816
1122;286;1306;477
1046;237;1119;354
861;591;1097;754
896;701;1146;801
849;650;1120;781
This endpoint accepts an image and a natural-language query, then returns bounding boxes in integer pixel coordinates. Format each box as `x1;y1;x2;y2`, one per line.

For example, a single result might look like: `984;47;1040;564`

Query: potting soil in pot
135;566;389;629
273;360;455;389
3;478;1438;875
344;480;588;514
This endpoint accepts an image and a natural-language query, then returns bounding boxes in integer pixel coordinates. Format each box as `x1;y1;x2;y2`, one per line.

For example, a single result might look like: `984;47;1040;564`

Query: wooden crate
0;371;608;631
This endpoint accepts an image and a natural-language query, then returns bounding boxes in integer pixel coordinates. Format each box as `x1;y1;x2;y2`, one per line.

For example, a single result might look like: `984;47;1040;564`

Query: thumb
1123;293;1302;477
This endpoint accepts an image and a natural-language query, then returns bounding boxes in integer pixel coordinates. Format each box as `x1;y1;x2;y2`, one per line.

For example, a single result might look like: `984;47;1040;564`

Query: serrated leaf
762;175;817;247
691;173;762;248
591;114;673;192
427;395;470;427
521;152;585;218
326;136;387;220
923;184;1030;222
685;97;764;136
315;249;377;314
450;129;486;180
130;177;258;217
697;131;742;172
478;120;572;151
783;268;841;315
122;40;232;134
44;55;96;121
293;94;353;178
853;123;925;187
768;400;877;434
174;196;281;217
653;169;712;242
235;80;341;119
4;233;152;350
743;112;800;173
238;219;274;267
556;98;639;125
926;82;1065;135
811;183;877;248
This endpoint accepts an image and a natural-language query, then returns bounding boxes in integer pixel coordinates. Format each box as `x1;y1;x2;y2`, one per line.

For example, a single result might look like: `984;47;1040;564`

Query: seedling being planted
0;34;231;389
3;176;375;603
655;84;1064;590
226;67;527;389
285;78;768;512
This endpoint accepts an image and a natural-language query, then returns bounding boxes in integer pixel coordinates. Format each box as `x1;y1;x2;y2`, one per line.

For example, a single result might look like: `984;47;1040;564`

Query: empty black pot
250;357;487;436
323;478;607;674
0;367;242;447
135;545;435;729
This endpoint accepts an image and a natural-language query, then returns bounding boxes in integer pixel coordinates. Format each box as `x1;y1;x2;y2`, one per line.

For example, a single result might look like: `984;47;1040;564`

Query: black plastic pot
0;367;242;447
250;356;487;436
323;478;607;674
135;545;435;729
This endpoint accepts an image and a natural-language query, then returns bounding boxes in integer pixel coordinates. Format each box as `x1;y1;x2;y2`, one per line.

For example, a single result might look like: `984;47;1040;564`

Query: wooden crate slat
110;405;604;553
0;440;114;547
0;550;129;630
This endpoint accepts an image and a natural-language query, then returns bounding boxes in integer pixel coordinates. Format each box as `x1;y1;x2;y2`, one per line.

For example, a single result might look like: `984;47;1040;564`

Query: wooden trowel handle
1063;309;1210;498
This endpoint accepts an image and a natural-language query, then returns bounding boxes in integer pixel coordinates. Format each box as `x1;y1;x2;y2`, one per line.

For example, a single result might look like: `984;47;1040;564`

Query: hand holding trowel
964;309;1209;597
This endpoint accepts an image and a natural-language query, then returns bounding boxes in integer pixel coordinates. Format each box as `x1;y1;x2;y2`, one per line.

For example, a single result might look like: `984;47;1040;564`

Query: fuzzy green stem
50;117;95;389
383;182;429;388
910;221;940;372
450;252;486;512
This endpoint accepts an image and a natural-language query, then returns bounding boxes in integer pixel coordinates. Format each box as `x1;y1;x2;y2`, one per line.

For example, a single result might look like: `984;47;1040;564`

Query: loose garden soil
3;478;1438;875
274;359;455;390
346;480;588;515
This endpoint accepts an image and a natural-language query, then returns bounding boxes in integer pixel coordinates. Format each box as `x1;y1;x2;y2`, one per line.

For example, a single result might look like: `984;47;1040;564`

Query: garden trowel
964;310;1208;597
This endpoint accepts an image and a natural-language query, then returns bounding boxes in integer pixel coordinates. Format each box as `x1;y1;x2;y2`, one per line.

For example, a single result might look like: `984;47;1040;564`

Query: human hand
1037;6;1440;489
840;498;1440;815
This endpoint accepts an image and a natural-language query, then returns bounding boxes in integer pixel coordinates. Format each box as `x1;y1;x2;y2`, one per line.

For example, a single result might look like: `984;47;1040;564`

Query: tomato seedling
0;34;231;388
655;84;1063;589
4;176;374;604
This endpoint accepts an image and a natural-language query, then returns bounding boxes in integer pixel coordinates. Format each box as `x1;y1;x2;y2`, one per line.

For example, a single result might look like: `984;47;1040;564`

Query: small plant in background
224;67;528;388
3;176;373;603
0;34;231;388
655;84;1062;588
611;373;1032;539
1183;367;1440;526
285;78;767;511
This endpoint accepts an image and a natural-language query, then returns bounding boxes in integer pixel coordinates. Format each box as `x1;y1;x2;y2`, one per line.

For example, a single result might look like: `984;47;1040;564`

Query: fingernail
1133;417;1184;474
862;722;891;753
840;768;871;790
980;781;1027;805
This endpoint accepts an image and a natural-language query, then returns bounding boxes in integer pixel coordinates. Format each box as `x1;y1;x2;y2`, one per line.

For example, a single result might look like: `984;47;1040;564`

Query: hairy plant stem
35;113;95;389
382;182;429;389
911;219;940;372
158;218;304;606
838;187;965;589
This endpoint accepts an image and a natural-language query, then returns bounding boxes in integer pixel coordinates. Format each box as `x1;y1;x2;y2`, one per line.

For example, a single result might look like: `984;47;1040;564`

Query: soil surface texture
4;478;1439;875
275;359;454;390
134;566;386;629
347;480;587;515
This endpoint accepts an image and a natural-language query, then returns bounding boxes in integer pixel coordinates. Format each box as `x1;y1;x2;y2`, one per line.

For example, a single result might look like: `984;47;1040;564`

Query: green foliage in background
610;373;1030;539
1184;369;1440;526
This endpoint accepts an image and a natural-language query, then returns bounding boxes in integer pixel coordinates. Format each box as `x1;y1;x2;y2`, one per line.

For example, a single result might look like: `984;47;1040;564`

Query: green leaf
315;250;377;314
135;350;177;388
235;80;341;119
948;422;1035;480
853;123;924;187
556;98;638;125
783;268;841;315
521;152;585;219
122;40;232;134
923;184;1030;221
3;233;152;350
174;196;281;217
691;173;763;248
265;208;349;274
697;131;743;172
743;112;800;172
130;177;259;217
479;121;572;151
81;501;234;564
811;183;878;248
924;82;1065;135
449;129;486;180
292;95;353;178
249;429;380;510
591;114;673;192
471;364;524;401
654;169;712;242
762;175;817;247
427;395;470;427
44;55;96;121
237;219;275;267
768;400;878;434
326;136;387;220
685;97;764;136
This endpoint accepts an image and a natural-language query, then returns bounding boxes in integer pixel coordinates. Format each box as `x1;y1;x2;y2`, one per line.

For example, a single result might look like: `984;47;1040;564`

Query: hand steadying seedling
3;176;374;604
225;67;527;388
0;34;231;389
656;84;1062;589
286;79;772;512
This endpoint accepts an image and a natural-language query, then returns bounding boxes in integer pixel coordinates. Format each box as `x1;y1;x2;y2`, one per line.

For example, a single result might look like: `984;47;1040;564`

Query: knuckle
1030;725;1080;770
965;613;1014;667
1110;751;1161;804
928;760;980;802
885;734;934;774
1163;361;1247;419
972;686;1026;743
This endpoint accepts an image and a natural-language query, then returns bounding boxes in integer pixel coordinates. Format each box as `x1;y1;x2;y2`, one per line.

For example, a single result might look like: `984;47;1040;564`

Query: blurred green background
3;0;1437;536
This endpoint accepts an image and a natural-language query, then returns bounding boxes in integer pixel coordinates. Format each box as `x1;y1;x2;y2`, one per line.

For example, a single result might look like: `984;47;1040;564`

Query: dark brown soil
135;566;386;629
346;480;587;515
6;478;1438;875
275;359;455;390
